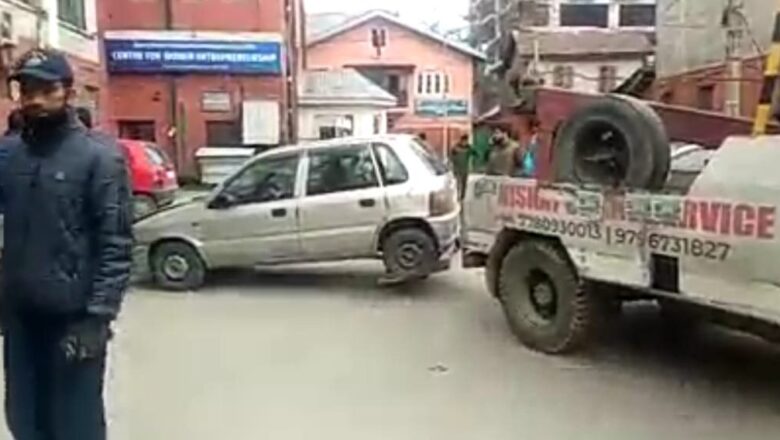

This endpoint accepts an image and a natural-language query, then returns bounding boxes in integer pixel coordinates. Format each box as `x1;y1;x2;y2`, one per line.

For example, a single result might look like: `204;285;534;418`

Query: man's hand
59;317;112;362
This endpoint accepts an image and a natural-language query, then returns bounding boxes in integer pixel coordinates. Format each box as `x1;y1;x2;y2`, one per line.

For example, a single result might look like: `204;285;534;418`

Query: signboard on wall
105;37;282;75
201;92;232;112
415;99;469;117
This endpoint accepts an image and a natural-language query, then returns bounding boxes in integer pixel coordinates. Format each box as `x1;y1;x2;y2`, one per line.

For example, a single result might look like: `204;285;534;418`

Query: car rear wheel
498;239;603;354
134;194;158;220
382;227;437;282
151;241;206;291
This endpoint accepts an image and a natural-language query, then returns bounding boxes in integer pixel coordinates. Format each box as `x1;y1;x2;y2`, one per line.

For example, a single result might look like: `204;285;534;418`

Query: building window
559;4;609;28
531;3;550;27
552;65;574;89
660;90;675;104
598;65;618;93
619;4;656;27
697;84;715;110
118;121;156;142
371;28;388;48
206;120;241;147
417;71;450;96
58;0;86;30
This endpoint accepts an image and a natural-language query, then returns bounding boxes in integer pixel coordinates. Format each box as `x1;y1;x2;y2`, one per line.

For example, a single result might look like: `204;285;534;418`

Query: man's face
18;77;70;119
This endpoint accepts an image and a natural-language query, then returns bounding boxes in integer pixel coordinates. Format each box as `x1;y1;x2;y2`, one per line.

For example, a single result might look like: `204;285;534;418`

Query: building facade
307;10;485;155
470;0;655;97
0;0;105;127
298;68;396;142
102;0;303;178
653;0;772;117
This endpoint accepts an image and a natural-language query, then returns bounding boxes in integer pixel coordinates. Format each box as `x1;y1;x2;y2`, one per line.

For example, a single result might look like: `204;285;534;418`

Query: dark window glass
697;85;715;110
58;0;86;29
206;120;241;147
373;143;409;185
118;120;156;142
560;4;608;28
225;154;299;205
306;145;379;196
619;4;656;27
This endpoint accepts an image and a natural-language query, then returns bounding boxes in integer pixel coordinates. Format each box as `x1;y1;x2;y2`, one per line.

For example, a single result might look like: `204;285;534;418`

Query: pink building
307;10;485;155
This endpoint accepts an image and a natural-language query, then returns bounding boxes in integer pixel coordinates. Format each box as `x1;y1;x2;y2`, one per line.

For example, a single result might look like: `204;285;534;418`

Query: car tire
151;241;206;291
382;228;437;281
498;239;602;354
134;194;158;220
553;96;670;189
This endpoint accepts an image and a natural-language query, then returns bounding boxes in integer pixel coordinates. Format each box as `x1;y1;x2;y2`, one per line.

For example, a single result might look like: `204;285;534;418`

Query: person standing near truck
449;134;473;199
0;49;133;440
486;127;520;176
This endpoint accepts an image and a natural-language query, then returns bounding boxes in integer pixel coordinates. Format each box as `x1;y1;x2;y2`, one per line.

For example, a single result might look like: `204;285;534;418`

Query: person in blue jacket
0;49;133;440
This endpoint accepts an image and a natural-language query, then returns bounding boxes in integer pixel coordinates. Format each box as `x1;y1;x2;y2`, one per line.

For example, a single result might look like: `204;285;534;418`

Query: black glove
59;317;113;362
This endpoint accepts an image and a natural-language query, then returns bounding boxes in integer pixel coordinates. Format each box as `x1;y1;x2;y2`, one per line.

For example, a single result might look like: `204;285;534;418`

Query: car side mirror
208;192;237;210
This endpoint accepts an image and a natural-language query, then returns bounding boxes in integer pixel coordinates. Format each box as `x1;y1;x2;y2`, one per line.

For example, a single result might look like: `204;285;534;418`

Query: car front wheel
151;241;206;291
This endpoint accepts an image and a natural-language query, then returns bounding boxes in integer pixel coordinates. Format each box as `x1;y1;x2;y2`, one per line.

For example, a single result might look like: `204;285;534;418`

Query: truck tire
610;94;671;189
151;241;207;291
553;96;670;189
498;240;602;354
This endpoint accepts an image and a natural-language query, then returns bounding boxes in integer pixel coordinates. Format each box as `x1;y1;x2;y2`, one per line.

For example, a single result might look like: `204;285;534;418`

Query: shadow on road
198;264;455;300
584;305;780;408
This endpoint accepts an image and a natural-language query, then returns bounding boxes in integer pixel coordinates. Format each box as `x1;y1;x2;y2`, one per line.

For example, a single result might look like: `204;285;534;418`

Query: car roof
258;134;417;159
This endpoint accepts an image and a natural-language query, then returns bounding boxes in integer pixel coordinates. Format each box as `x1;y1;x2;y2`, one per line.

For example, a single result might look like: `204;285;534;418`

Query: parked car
118;139;178;218
134;134;461;290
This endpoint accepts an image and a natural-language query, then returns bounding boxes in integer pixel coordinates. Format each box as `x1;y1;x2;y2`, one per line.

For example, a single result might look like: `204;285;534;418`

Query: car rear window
144;144;169;166
410;139;448;176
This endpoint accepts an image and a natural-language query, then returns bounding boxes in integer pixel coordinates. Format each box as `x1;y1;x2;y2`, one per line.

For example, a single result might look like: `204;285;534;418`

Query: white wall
299;106;388;141
538;57;645;93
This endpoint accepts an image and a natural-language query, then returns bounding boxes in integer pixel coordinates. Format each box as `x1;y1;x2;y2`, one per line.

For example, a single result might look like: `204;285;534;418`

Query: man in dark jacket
0;49;133;440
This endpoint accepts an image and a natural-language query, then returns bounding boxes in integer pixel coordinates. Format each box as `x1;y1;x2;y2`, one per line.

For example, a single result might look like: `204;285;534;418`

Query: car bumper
151;187;177;207
132;245;151;283
428;210;461;263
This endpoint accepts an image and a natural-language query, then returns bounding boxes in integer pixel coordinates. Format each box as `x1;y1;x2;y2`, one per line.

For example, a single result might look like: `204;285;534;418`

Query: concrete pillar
608;1;621;29
41;0;58;48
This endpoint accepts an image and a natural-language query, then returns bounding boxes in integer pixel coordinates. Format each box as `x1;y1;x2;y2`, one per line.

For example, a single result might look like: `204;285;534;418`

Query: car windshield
410;139;448;175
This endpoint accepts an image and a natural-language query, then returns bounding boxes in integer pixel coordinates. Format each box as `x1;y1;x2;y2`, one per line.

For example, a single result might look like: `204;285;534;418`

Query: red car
118;139;178;218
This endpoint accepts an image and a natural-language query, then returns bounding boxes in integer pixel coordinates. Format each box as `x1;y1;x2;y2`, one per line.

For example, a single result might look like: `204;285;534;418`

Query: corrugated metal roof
306;13;351;41
517;30;654;57
300;68;398;106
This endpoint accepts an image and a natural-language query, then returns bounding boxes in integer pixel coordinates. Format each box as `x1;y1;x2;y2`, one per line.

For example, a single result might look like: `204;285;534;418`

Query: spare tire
610;94;671;190
553;96;670;189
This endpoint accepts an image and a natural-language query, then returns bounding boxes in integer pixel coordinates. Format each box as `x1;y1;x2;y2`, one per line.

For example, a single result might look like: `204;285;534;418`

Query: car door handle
271;208;287;218
359;198;376;208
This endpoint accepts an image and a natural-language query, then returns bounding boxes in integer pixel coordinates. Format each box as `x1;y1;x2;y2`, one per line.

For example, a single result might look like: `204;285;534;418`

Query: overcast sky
305;0;470;30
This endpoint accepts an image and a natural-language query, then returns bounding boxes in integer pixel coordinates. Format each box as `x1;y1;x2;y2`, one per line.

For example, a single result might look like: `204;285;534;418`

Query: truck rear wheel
498;240;602;354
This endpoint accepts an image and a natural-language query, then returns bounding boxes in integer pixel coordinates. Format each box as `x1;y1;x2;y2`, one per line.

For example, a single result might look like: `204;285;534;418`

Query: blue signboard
415;99;469;117
105;39;282;75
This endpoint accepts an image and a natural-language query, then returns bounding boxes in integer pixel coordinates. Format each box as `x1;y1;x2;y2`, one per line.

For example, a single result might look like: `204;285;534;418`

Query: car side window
372;143;409;186
306;145;379;196
224;154;299;205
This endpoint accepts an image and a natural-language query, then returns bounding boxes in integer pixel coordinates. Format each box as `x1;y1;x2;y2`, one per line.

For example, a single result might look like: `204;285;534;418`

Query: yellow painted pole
752;6;780;135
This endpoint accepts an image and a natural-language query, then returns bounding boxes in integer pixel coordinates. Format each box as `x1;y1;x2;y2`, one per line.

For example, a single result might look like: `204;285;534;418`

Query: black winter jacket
0;115;133;319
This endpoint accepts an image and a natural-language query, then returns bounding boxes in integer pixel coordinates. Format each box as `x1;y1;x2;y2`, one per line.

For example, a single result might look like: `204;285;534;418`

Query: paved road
4;263;780;439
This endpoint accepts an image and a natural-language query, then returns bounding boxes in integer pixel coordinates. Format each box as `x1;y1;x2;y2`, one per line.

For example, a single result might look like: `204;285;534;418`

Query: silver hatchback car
134;134;460;290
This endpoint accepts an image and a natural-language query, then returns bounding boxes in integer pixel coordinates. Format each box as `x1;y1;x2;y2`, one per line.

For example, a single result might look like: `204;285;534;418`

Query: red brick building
101;0;304;178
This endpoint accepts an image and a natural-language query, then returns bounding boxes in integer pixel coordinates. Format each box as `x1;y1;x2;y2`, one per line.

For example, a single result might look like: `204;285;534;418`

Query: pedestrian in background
486;127;520;176
449;134;472;199
0;49;133;440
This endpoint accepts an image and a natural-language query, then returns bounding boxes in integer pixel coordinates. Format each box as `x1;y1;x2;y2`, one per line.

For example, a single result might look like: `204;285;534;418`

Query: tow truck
462;95;780;354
